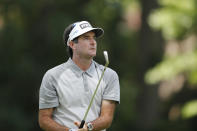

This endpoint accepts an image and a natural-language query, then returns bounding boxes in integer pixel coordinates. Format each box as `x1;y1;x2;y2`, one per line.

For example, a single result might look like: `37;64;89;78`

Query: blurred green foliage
148;0;197;40
146;0;197;124
145;51;197;84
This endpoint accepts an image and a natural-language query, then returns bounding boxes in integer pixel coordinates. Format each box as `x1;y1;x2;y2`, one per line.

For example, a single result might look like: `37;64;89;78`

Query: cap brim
70;27;104;41
91;28;104;38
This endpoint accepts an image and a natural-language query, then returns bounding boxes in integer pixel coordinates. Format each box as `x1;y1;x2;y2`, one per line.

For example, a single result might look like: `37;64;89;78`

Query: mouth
90;47;96;50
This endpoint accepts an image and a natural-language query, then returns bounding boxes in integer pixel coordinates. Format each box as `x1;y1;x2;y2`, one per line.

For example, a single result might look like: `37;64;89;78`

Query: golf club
79;51;109;128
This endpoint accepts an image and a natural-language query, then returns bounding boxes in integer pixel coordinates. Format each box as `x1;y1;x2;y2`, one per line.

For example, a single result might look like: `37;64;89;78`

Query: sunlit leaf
145;51;197;84
182;100;197;119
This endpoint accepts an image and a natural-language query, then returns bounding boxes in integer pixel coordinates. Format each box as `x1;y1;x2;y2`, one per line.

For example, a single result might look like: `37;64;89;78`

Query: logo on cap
80;23;91;29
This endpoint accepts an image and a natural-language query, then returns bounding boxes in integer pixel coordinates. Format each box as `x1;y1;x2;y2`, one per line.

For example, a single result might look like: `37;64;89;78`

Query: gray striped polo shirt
39;58;120;130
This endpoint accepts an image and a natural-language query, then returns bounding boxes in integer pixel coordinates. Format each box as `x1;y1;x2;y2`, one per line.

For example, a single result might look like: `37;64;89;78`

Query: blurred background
1;0;197;130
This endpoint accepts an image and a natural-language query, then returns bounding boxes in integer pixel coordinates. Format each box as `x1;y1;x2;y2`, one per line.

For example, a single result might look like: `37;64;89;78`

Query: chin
89;51;96;57
90;54;96;58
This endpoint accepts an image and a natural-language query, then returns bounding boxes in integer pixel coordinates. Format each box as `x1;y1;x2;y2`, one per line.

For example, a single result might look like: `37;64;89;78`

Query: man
39;21;120;131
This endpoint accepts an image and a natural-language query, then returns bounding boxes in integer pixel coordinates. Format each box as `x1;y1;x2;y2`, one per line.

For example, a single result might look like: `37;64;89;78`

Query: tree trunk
136;0;163;130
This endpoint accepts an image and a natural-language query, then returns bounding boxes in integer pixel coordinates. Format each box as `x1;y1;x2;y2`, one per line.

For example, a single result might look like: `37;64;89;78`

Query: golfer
39;21;120;131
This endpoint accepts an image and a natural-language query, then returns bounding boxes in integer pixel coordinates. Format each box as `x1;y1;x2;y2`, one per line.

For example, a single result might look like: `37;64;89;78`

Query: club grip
79;120;85;129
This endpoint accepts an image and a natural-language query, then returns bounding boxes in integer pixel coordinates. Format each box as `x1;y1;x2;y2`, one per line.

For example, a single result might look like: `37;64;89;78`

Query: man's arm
90;100;116;131
39;108;70;131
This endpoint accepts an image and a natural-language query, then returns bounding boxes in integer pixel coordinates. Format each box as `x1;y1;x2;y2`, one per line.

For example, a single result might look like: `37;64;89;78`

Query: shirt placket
82;72;89;92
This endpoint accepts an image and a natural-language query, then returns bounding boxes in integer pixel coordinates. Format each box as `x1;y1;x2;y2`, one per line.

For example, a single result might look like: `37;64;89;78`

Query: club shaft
79;63;108;128
84;64;107;120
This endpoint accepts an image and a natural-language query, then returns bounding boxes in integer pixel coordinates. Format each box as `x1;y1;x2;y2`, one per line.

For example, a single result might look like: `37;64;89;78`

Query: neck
72;55;92;71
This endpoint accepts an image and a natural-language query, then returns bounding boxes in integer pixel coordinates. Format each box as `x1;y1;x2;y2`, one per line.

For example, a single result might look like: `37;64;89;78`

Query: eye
84;36;89;40
82;35;96;41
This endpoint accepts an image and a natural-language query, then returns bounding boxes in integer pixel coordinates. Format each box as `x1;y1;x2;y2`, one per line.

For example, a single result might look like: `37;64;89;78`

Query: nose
90;38;96;45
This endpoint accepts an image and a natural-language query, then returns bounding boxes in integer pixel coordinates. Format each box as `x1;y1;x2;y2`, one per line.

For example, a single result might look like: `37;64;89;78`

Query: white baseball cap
67;21;104;46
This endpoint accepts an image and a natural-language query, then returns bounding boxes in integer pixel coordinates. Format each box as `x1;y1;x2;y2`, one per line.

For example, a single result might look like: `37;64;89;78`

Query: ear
69;41;76;50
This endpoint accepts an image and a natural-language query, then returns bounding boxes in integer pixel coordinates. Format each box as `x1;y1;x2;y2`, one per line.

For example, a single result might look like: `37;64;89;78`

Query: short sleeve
39;71;59;109
103;68;120;104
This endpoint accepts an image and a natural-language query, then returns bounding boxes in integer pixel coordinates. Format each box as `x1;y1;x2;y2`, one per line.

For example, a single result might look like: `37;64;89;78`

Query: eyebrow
83;34;95;37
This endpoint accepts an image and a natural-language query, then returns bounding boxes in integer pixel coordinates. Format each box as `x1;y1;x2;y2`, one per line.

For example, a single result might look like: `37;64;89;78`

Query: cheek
80;43;89;50
76;44;86;52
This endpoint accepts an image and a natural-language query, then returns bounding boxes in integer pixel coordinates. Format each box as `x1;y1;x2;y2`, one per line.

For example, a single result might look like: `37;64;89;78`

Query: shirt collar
86;61;95;77
67;58;95;77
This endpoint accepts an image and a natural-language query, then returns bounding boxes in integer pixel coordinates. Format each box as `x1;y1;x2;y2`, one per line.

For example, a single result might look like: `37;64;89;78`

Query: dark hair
63;23;78;58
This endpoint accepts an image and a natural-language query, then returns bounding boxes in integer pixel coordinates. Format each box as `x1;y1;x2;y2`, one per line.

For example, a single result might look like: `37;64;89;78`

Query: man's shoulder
44;61;68;78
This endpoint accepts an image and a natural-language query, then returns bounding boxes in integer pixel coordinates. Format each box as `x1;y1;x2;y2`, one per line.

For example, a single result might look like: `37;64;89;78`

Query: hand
74;121;88;131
